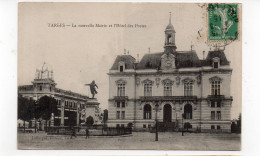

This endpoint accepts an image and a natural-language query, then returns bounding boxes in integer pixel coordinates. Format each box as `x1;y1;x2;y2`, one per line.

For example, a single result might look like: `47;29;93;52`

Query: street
18;132;241;150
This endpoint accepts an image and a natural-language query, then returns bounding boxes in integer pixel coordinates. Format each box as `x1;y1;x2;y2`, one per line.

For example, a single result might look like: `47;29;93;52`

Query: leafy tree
18;94;35;132
37;96;58;130
86;116;94;127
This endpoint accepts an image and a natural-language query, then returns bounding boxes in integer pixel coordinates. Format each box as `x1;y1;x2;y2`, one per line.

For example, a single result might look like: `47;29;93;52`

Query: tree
237;113;241;133
37;96;58;131
86;116;94;127
18;94;35;132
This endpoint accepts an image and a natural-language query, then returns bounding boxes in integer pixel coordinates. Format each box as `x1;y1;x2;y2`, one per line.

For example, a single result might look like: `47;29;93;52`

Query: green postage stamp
208;3;239;41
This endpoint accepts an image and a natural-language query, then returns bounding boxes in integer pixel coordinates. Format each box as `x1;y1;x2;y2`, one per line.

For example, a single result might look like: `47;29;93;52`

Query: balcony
139;96;197;102
207;95;225;100
113;96;128;101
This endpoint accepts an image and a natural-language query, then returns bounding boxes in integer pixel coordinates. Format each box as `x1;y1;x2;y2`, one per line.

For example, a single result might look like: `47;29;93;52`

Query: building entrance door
163;104;172;122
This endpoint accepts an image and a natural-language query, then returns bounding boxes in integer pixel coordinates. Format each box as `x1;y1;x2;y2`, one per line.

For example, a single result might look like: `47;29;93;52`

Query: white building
107;15;232;132
18;63;100;126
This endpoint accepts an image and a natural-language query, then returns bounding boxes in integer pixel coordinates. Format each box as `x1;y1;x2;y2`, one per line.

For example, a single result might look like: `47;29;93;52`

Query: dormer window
118;61;125;72
120;66;123;72
212;57;220;69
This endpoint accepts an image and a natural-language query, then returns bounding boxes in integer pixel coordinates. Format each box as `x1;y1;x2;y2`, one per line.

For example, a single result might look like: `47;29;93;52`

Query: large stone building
107;16;233;132
18;63;101;126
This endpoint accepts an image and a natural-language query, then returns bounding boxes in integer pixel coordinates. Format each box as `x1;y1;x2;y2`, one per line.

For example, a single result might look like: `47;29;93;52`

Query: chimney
124;49;126;55
137;54;139;63
127;50;129;55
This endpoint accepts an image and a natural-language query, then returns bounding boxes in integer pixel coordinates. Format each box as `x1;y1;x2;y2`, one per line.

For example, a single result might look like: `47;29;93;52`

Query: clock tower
161;13;176;70
164;12;177;54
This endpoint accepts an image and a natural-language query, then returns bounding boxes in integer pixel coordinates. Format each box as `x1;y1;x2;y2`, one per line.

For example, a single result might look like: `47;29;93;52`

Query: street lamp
182;113;184;136
155;103;159;141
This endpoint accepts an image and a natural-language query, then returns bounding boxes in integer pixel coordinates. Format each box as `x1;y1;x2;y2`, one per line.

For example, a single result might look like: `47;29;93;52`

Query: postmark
208;3;239;41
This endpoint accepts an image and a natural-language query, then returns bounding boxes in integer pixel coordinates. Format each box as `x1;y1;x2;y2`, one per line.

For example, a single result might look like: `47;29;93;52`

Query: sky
18;2;242;119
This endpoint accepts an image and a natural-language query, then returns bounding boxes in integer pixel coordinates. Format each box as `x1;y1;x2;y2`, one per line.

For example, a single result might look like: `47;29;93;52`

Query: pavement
17;131;241;150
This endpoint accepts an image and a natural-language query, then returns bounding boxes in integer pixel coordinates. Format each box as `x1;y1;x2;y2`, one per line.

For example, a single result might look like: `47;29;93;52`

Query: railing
207;95;225;100
113;96;128;101
46;126;132;136
140;96;197;102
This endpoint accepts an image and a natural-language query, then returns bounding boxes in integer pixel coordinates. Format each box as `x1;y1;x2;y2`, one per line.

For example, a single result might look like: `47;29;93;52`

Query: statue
85;80;98;98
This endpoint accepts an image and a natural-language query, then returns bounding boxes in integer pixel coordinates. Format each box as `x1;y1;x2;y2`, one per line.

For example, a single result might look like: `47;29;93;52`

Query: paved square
18;132;240;150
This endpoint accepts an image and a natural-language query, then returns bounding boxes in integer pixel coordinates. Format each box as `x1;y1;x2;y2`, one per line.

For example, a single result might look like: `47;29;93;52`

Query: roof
110;50;230;70
110;55;136;70
136;52;163;69
136;51;201;69
165;23;175;31
202;50;230;66
175;51;201;68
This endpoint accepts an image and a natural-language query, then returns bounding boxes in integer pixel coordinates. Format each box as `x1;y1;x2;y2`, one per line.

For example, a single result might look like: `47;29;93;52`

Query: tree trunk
23;120;25;133
45;120;47;132
35;119;37;133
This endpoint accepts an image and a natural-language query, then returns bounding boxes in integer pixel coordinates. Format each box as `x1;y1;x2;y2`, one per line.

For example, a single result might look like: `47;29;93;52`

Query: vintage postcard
18;2;242;150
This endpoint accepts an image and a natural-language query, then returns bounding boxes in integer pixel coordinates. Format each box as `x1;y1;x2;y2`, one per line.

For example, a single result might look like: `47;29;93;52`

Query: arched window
184;104;192;119
143;104;152;119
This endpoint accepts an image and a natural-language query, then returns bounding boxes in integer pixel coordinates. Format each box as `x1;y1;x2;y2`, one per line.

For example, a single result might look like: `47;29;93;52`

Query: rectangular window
217;125;221;130
211;111;215;120
65;101;68;107
121;102;125;108
121;111;125;119
211;125;215;129
217;111;221;120
39;86;42;91
164;83;172;96
116;111;120;119
211;81;220;96
213;62;219;69
148;124;151;128
121;124;124;127
117;102;120;108
184;82;193;96
211;101;215;107
120;66;123;72
116;124;120;128
217;101;221;107
74;103;76;108
144;83;152;96
143;124;146;128
117;84;125;96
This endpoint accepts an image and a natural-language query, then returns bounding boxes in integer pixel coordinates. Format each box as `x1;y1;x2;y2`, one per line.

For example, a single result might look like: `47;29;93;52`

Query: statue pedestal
86;98;100;106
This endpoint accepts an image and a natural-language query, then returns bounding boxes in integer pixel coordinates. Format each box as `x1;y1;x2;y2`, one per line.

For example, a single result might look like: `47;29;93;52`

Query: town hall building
107;15;233;132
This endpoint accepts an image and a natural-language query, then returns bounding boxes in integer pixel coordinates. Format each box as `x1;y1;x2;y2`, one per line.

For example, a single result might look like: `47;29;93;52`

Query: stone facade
107;15;232;133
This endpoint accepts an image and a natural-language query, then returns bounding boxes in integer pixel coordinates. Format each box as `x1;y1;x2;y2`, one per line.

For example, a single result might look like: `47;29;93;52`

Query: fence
46;126;132;136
